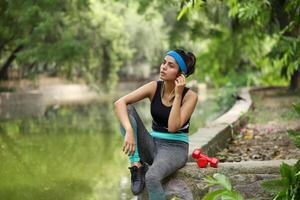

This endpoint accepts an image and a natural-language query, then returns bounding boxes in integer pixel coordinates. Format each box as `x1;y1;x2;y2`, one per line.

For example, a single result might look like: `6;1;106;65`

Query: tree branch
0;44;23;80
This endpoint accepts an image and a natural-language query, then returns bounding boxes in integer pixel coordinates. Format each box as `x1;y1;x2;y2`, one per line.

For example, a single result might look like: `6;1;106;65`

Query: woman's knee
145;170;161;185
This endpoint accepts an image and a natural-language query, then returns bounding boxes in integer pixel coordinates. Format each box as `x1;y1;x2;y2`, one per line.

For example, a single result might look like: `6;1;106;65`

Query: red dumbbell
192;148;202;159
197;158;208;168
192;149;208;168
199;153;219;168
192;148;219;168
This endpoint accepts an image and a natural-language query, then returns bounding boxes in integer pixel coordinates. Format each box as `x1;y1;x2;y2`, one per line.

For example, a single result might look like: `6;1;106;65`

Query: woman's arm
114;81;156;156
168;90;198;132
168;74;198;132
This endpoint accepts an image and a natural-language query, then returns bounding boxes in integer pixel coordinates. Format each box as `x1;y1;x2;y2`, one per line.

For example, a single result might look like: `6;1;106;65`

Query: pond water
0;88;234;200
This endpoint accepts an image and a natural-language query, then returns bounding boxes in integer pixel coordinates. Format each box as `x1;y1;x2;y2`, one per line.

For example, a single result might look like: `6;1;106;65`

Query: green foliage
288;130;300;149
261;161;300;200
202;173;245;200
292;103;300;117
80;0;132;91
0;0;90;64
262;103;300;199
175;0;264;87
228;0;300;88
2;0;299;90
0;0;170;91
118;1;169;78
288;103;300;150
177;0;300;89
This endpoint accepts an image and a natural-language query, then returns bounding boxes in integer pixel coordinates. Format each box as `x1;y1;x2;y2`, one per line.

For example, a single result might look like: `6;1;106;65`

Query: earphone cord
161;81;175;102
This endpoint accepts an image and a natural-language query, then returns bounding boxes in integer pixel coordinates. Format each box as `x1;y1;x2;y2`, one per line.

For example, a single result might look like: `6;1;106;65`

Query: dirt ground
216;87;300;162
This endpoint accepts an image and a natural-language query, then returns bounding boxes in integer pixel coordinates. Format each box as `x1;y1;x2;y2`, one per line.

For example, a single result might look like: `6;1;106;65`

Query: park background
0;0;299;200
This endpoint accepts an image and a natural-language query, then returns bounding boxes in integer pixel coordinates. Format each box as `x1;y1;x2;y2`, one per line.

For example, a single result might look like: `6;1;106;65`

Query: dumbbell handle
192;148;219;168
192;149;217;161
199;153;213;161
199;154;219;167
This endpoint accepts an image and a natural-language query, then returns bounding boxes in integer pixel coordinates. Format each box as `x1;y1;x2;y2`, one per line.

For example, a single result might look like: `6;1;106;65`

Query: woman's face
159;55;181;81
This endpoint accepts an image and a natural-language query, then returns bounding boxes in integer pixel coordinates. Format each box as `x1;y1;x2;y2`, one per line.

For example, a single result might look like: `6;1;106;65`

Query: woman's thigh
146;139;189;180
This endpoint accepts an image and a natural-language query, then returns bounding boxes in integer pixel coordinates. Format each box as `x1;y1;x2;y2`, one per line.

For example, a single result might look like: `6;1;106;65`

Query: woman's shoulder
148;80;162;89
147;80;159;101
184;88;198;101
148;80;158;87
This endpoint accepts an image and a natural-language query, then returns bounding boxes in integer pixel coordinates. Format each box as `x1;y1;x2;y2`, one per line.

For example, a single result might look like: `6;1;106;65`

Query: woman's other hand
123;129;136;156
174;74;186;96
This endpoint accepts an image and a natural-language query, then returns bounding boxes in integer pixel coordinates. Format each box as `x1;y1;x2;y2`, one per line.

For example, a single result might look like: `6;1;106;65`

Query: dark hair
174;49;196;77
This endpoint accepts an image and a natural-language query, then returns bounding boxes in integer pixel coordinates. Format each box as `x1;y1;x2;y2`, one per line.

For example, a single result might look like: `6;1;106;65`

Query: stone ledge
188;87;252;157
181;159;298;176
138;160;297;200
175;160;297;200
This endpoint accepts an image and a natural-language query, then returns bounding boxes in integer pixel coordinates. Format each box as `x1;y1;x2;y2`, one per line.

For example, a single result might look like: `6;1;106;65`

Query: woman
114;49;198;199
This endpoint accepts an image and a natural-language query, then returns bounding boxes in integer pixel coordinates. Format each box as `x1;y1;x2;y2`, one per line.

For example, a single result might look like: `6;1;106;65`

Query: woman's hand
174;74;186;96
123;129;136;156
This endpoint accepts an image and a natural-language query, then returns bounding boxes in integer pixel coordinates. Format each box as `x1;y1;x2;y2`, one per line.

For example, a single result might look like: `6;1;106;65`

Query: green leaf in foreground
202;189;226;200
279;162;296;185
292;103;300;117
261;178;289;194
213;173;232;191
203;173;244;200
288;130;300;149
221;190;244;200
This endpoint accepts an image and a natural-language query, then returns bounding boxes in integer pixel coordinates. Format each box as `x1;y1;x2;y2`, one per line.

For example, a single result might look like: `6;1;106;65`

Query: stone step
138;159;297;200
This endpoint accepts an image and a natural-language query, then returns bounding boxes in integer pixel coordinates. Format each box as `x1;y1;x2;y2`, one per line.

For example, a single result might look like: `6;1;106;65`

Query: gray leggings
119;104;189;200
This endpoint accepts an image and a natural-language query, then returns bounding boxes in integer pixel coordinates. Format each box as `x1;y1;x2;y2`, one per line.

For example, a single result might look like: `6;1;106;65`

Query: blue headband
166;51;188;75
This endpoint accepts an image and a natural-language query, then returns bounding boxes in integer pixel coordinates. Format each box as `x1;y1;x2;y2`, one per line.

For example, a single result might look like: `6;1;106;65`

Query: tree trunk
0;36;14;56
273;0;299;90
290;68;300;91
0;45;23;80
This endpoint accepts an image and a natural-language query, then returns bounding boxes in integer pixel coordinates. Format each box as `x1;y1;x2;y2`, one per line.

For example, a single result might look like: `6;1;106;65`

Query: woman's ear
177;72;186;78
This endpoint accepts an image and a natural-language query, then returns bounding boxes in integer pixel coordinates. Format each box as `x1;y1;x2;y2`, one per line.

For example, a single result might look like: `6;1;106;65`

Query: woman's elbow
114;99;124;110
168;126;179;133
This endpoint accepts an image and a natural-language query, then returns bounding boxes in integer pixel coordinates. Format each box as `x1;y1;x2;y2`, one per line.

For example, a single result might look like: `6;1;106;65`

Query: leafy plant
261;103;300;199
202;173;245;200
178;0;300;90
288;103;300;149
261;161;300;200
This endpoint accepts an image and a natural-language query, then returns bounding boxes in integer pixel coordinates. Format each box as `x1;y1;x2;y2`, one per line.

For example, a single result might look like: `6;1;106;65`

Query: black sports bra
150;80;190;133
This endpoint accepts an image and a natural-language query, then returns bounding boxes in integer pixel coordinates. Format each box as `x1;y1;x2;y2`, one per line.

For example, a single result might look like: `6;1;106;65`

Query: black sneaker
128;164;147;195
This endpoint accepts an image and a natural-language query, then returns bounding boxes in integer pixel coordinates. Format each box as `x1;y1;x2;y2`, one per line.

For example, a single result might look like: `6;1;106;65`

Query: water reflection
0;101;131;200
0;89;230;200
